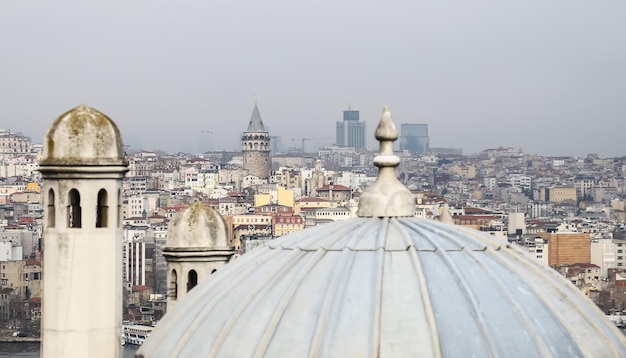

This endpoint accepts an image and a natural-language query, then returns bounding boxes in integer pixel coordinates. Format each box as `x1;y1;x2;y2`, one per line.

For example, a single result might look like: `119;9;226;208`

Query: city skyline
1;1;625;157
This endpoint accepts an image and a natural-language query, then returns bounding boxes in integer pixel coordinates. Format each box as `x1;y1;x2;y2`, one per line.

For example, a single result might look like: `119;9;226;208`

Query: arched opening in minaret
67;189;82;228
117;189;122;228
96;189;108;228
187;270;198;292
170;269;178;300
211;269;217;275
47;189;55;228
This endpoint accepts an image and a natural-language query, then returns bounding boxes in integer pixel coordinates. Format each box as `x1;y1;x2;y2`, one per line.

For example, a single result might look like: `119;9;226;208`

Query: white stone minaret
162;202;235;313
39;105;128;357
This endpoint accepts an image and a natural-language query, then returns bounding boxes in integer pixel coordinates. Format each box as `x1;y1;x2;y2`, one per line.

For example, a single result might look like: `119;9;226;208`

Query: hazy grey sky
1;1;625;157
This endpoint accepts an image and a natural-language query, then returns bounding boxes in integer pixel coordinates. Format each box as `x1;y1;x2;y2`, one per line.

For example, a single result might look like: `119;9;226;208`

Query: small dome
165;202;230;250
41;104;124;164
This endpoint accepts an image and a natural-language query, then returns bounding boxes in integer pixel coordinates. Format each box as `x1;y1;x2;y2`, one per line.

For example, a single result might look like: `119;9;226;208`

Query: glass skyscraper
400;123;429;154
336;109;365;149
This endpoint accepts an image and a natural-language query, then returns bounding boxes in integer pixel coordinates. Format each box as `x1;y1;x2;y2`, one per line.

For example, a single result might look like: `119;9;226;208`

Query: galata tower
242;102;270;179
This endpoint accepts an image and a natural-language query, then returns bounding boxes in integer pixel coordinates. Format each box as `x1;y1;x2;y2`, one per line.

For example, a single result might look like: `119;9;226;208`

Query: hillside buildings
138;106;626;357
4;104;626;343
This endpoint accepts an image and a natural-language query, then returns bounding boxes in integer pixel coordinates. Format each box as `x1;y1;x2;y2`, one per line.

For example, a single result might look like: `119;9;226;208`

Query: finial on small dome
438;204;454;224
357;106;414;217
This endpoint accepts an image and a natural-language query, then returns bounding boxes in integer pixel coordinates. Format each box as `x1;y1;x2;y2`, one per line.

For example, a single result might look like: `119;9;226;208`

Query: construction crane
291;137;334;153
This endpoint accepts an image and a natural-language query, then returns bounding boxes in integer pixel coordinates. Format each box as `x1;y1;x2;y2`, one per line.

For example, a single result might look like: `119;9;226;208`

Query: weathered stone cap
40;104;125;165
164;202;231;251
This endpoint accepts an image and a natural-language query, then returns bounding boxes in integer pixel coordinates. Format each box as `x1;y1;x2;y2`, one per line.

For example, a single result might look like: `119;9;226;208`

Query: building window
47;189;55;228
96;189;108;228
187;270;198;292
67;189;82;228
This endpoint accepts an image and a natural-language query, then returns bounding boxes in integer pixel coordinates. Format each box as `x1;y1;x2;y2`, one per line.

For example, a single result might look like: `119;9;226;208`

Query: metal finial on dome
357;106;414;217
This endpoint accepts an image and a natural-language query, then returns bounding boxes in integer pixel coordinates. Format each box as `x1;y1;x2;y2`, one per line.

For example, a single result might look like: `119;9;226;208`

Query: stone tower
162;202;235;313
39;105;128;357
242;102;270;179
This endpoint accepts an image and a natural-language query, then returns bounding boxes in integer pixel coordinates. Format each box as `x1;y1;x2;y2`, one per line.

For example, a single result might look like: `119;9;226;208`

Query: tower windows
48;189;55;228
96;189;108;228
187;270;198;292
170;269;178;300
67;189;82;228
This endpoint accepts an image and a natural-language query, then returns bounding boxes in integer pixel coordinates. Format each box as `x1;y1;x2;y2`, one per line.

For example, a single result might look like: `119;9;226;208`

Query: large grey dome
137;107;626;357
138;218;626;357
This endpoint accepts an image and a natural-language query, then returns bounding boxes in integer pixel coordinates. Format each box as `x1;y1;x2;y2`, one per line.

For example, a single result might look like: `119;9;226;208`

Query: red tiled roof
464;207;491;214
297;197;330;203
454;215;499;220
318;184;351;191
570;263;600;268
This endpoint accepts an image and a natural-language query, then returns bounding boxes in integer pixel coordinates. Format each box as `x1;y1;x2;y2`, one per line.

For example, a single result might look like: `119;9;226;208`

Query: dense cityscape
1;103;626;346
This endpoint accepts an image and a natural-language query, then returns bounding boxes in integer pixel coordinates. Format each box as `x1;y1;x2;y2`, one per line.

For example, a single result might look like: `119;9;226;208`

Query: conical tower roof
246;102;266;132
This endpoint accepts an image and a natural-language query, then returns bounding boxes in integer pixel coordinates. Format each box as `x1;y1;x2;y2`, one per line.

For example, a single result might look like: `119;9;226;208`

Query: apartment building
539;232;591;268
0;129;31;159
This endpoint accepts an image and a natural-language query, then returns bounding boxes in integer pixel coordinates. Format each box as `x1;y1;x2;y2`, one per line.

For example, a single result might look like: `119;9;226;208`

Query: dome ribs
418;230;499;357
307;246;364;357
253;248;327;356
167;247;284;356
205;247;305;357
494;245;624;357
461;247;553;356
